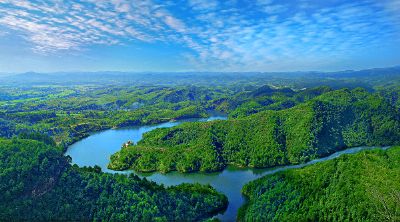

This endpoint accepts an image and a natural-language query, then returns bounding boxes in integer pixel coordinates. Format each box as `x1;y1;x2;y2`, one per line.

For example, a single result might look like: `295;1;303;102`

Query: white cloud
188;0;218;11
0;0;188;53
0;0;398;70
177;1;400;71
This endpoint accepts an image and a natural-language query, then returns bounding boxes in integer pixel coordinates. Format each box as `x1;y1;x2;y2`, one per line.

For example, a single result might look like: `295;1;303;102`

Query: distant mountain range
6;65;400;77
1;66;399;87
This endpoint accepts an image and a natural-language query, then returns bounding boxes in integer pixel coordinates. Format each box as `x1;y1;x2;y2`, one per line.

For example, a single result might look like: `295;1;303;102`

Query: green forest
0;85;228;147
109;88;400;173
1;0;400;218
239;146;400;221
0;69;400;221
0;138;227;221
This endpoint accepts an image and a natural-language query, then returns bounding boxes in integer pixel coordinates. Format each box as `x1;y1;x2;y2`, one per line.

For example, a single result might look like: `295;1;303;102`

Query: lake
65;115;388;221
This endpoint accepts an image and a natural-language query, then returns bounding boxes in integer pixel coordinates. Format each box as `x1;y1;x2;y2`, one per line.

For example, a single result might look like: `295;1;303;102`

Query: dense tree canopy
1;71;400;221
0;138;228;221
239;146;400;221
109;88;400;173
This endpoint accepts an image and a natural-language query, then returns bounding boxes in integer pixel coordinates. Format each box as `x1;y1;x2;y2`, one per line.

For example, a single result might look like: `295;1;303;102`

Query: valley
0;70;399;221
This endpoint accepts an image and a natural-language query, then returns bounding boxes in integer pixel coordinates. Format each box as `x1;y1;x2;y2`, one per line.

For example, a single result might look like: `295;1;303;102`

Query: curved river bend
66;115;387;221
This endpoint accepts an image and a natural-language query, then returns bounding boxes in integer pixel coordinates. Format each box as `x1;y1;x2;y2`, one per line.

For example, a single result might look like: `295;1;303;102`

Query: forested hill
0;138;228;221
109;88;400;173
239;146;400;221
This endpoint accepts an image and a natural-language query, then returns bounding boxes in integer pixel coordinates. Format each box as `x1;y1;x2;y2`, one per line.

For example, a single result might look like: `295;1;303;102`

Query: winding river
65;115;388;221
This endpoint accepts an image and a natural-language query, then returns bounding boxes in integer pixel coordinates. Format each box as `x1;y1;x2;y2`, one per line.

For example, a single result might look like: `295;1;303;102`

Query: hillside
239;146;400;221
0;138;228;221
109;88;400;173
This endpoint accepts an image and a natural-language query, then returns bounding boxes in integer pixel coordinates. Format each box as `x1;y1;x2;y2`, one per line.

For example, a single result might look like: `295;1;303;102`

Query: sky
0;0;400;73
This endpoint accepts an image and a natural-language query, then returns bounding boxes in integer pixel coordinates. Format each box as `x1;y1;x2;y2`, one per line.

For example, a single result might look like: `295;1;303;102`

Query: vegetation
109;88;400;173
0;138;228;221
239;146;400;221
0;83;350;150
1;69;400;220
0;85;233;147
1;69;399;150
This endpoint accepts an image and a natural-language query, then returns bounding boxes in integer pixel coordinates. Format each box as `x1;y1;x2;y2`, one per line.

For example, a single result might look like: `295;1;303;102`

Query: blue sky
0;0;399;73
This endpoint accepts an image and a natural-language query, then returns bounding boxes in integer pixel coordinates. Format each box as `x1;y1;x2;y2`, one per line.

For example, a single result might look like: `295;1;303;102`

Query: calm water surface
66;115;387;221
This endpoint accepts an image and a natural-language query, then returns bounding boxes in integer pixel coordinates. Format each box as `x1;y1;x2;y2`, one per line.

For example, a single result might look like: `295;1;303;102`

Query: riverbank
65;115;390;221
238;146;399;221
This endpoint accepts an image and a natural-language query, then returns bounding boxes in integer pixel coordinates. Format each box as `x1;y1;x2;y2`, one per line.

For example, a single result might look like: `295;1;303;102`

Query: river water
65;115;387;221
